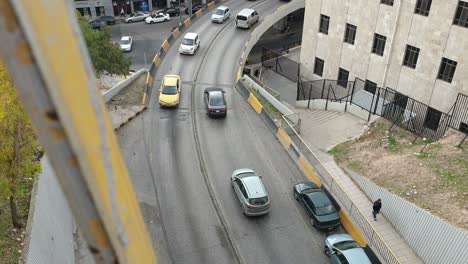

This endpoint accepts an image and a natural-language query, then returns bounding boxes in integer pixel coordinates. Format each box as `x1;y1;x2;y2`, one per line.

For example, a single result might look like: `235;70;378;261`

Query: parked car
89;19;102;30
293;182;340;230
119;36;133;52
179;32;200;55
98;15;116;25
204;88;227;117
145;13;170;24
325;234;372;264
185;4;206;15
159;74;181;107
231;168;271;216
236;8;259;29
125;11;149;23
211;6;231;23
162;7;181;17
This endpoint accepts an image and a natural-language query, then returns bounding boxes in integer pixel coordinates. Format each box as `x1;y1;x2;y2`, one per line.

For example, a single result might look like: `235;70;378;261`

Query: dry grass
329;118;468;230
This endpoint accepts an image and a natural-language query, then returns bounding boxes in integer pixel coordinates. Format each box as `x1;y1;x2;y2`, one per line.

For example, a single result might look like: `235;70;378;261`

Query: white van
179;32;200;55
235;8;259;29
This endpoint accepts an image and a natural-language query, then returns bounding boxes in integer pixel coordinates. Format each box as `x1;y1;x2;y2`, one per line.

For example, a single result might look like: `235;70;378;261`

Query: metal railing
281;117;400;264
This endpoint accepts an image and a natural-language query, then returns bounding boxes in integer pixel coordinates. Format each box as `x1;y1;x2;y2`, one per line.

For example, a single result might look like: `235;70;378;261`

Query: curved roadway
117;1;331;263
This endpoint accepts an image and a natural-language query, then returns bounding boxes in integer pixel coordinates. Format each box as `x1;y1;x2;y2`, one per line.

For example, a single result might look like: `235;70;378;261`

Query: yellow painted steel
297;155;321;186
276;127;292;149
247;93;263;114
184;18;192;27
195;9;203;17
207;1;216;8
339;210;368;247
14;0;156;263
161;40;170;52
146;72;153;86
237;66;242;81
172;28;181;39
153;54;161;66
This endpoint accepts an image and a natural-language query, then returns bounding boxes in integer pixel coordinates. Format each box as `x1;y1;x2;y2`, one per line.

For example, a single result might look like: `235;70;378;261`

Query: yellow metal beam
1;1;156;263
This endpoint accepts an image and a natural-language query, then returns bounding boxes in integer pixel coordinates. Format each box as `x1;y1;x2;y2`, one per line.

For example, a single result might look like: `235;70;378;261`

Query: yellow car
159;74;181;107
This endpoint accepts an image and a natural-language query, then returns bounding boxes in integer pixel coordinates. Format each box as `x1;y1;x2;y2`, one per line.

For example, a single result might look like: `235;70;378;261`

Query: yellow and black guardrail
236;79;392;264
142;0;229;105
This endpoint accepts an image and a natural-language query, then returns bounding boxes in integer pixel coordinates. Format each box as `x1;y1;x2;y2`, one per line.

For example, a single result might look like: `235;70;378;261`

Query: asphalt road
117;1;340;263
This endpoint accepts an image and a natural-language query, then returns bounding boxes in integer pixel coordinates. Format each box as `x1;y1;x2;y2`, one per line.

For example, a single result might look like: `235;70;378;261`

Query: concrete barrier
103;68;147;103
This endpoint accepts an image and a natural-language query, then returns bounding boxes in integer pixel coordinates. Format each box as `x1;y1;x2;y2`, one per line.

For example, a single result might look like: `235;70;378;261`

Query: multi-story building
300;0;468;114
73;0;155;18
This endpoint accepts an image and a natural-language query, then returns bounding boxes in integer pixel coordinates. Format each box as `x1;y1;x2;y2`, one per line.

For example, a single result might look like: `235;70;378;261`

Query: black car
89;20;102;30
293;182;340;230
185;4;206;15
204;87;227;117
98;15;116;25
162;7;180;17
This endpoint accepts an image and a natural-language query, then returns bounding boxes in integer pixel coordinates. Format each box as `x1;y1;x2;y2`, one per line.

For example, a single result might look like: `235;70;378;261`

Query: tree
0;63;41;228
76;13;131;76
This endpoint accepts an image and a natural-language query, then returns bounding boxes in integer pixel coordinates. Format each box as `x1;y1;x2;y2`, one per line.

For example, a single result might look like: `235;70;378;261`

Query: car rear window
209;97;224;107
249;196;268;206
315;204;336;216
236;15;247;21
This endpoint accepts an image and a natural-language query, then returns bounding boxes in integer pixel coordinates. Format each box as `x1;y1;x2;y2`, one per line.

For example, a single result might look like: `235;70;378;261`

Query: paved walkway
262;67;423;263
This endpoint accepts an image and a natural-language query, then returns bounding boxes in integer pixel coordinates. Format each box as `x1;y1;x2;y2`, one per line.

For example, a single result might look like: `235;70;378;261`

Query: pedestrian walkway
261;68;423;263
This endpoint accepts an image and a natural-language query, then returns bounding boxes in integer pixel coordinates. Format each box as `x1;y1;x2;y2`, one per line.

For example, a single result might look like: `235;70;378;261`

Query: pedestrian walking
120;7;125;18
372;199;382;221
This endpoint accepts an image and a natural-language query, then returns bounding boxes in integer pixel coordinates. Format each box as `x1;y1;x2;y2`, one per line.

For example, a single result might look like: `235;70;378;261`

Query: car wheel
293;190;298;200
311;219;316;227
129;20;133;23
324;247;330;256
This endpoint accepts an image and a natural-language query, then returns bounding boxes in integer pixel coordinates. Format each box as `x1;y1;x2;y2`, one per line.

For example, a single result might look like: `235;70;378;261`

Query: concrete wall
103;68;147;103
301;0;468;113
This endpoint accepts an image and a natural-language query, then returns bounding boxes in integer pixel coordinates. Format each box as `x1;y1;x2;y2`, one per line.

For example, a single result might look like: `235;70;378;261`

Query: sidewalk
261;68;423;263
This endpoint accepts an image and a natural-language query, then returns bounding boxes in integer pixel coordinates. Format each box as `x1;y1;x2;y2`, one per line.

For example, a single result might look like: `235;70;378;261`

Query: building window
337;68;349;88
454;1;468;28
364;80;377;94
344;23;357;45
319;15;330;34
460;122;468;133
314;57;324;76
403;45;420;69
414;0;432;16
381;0;394;6
424;107;442;130
372;33;387;56
437;58;457;83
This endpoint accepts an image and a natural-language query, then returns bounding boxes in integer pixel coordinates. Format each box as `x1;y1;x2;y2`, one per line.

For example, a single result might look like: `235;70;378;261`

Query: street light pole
178;0;182;26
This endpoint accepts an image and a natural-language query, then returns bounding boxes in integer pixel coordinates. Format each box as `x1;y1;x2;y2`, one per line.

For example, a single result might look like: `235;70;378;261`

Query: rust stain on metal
16;43;33;64
0;1;18;32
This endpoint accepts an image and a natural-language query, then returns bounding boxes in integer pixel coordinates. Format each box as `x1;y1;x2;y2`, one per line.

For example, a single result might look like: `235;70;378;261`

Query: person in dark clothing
372;199;382;221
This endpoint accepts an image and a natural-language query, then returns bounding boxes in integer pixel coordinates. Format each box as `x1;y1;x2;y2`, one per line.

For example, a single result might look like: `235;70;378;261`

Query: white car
211;6;230;23
179;32;200;55
119;36;133;52
145;13;170;24
125;11;149;23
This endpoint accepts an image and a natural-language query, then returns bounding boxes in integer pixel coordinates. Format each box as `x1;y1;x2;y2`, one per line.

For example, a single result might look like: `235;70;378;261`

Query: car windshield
334;240;360;251
215;9;225;15
210;97;224;106
237;15;247;21
182;38;194;45
315;203;336;216
162;85;177;95
249;197;268;206
120;39;131;45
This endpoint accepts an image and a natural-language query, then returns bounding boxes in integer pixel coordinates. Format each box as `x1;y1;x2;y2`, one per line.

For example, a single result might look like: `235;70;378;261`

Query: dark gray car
204;87;227;117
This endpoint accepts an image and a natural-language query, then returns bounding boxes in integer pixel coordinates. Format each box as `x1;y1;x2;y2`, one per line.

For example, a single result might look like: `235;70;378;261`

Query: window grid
414;0;432;16
319;14;330;34
372;33;387;56
403;45;420;69
454;1;468;27
314;57;324;76
337;68;349;88
381;0;394;6
364;80;377;95
437;58;457;83
344;23;357;45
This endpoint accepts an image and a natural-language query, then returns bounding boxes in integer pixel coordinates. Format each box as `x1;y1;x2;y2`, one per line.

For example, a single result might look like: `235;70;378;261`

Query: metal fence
448;93;468;133
281;117;400;264
347;169;468;264
261;47;300;83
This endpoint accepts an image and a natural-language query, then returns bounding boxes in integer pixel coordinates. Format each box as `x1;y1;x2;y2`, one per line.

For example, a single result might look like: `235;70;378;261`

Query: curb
114;106;147;131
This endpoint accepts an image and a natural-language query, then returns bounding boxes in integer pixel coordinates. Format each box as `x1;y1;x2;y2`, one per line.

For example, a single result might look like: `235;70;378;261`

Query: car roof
217;6;228;10
209;91;223;98
121;36;131;41
242;176;267;198
342;248;372;264
238;8;255;16
163;75;179;86
184;32;198;39
307;191;331;206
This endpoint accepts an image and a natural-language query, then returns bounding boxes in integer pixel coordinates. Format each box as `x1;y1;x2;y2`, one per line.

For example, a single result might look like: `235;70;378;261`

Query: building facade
73;0;154;18
300;0;468;113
